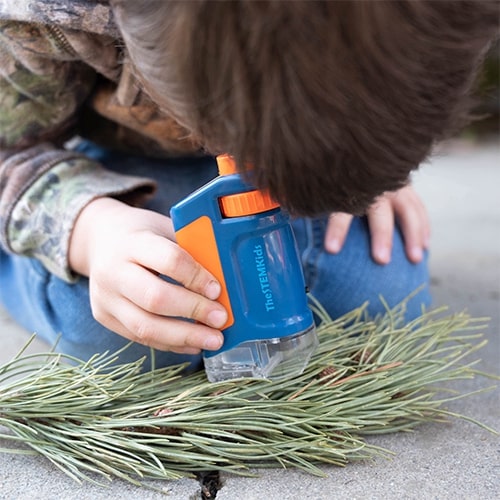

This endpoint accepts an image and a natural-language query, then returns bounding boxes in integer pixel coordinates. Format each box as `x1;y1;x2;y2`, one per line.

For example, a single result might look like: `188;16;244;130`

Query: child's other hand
324;185;430;265
68;197;226;354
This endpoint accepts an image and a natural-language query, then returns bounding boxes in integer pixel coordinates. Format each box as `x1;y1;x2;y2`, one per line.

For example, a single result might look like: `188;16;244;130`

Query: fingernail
410;246;423;262
375;247;391;264
207;309;227;329
326;237;340;253
204;334;223;350
205;280;221;300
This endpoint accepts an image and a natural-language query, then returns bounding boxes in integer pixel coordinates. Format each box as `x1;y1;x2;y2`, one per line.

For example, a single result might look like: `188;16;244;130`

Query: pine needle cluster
0;301;496;488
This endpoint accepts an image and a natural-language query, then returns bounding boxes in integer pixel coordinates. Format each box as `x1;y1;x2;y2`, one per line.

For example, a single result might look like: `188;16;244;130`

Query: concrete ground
0;140;498;499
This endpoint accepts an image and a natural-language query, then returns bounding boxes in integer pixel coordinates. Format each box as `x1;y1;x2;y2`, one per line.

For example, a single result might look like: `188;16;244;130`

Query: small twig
327;362;404;387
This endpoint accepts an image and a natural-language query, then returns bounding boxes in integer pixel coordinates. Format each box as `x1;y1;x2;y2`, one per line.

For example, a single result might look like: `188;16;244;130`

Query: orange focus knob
220;190;280;217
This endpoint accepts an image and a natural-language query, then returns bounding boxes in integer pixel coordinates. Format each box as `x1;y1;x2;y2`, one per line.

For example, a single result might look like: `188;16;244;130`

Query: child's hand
68;197;226;354
324;185;430;264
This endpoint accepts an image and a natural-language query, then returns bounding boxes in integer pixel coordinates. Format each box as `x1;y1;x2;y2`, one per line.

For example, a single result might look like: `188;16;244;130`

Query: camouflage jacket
0;0;200;281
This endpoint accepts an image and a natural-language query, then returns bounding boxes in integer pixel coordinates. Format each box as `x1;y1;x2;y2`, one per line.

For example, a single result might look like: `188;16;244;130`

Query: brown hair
112;0;499;215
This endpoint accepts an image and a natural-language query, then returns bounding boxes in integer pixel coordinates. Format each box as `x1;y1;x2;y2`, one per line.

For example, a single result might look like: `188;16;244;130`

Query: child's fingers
391;187;430;263
367;197;395;265
127;232;222;300
95;301;224;353
115;263;228;330
324;212;353;253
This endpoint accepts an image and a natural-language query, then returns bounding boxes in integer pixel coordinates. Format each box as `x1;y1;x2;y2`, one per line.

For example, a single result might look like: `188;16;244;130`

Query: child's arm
0;20;155;281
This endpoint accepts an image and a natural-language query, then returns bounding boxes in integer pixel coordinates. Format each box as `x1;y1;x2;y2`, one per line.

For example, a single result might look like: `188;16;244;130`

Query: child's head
112;0;498;216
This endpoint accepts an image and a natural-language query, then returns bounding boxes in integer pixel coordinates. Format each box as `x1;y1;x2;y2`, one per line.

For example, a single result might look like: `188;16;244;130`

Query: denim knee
291;217;431;322
0;249;56;338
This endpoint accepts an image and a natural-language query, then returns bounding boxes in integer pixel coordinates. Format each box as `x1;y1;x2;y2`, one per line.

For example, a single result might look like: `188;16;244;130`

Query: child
0;1;497;369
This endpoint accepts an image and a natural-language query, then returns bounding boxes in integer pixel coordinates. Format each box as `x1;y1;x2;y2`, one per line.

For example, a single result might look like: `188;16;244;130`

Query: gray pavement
0;140;499;499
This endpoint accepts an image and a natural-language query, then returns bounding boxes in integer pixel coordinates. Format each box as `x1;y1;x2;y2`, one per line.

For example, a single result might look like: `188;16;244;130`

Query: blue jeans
0;141;430;370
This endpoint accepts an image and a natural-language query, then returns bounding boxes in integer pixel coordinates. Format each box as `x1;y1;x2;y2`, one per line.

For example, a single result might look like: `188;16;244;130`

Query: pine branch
0;301;497;487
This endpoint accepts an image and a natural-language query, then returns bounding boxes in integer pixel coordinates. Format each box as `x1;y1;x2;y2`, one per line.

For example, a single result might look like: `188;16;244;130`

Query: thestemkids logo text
253;244;275;312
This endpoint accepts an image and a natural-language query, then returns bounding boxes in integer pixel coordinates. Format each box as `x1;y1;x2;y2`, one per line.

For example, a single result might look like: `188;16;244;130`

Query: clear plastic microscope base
203;325;318;382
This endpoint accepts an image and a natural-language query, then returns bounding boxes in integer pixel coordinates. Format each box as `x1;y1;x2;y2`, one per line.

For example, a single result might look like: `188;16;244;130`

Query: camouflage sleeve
1;145;156;282
0;20;156;281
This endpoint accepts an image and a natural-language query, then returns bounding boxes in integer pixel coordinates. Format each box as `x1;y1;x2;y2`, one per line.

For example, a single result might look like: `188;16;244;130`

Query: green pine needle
0;300;497;487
